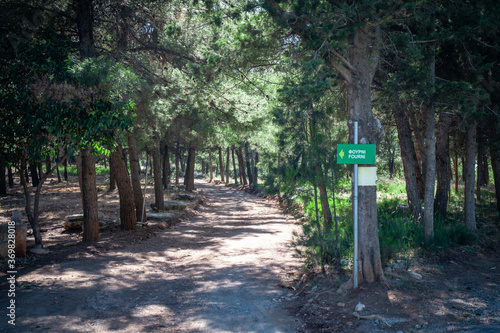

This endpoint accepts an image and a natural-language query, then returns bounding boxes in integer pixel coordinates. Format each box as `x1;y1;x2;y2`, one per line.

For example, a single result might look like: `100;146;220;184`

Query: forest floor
0;176;499;332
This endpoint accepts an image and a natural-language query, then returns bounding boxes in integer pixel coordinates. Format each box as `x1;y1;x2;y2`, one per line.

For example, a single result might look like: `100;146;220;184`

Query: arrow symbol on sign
339;149;344;159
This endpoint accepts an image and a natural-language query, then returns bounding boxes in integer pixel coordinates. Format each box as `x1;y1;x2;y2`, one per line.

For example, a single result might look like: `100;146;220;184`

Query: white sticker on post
358;166;377;186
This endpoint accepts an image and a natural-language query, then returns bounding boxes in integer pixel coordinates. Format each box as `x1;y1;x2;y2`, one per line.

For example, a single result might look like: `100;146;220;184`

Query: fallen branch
352;312;392;327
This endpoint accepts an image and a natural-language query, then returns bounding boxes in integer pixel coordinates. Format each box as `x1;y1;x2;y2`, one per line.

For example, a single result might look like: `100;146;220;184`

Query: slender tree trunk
238;146;247;185
435;111;452;216
245;142;253;186
454;153;459;194
0;162;6;195
253;151;259;187
80;146;99;242
208;152;213;183
464;120;477;231
476;141;483;202
109;144;136;230
45;154;51;176
109;155;116;190
226;147;230;185
232;147;238;184
63;155;68;181
30;163;39;187
218;147;225;182
56;153;62;183
37;163;43;182
128;133;146;222
163;144;171;188
489;111;500;213
175;142;180;185
153;131;164;211
185;147;195;192
393;106;422;219
180;150;186;173
8;166;14;187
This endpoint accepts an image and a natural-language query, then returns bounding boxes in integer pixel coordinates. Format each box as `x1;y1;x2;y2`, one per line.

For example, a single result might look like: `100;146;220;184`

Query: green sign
337;144;376;164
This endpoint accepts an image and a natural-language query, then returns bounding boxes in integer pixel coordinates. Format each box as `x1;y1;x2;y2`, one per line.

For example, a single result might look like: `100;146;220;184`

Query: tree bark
109;155;117;190
435;111;452;216
109;144;136;230
454;153;459;194
253;151;259;187
128;133;146;222
80;146;99;242
163;144;171;188
218;147;225;182
226;147;230;185
489;111;500;213
237;146;247;185
175;142;180;185
153;131;164;211
209;152;214;182
232;147;238;184
343;28;384;284
30;163;39;187
245;142;253;187
464;120;477;231
76;0;97;58
393;106;422;219
63;155;68;181
8;165;14;187
0;162;6;195
185;147;195;192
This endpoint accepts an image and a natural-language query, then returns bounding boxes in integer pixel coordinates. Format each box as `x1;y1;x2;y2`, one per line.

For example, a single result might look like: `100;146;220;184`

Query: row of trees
1;0;499;288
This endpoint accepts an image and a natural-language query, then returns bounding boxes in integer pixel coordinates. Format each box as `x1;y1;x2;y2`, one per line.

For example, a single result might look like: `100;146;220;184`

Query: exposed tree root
352;311;392;327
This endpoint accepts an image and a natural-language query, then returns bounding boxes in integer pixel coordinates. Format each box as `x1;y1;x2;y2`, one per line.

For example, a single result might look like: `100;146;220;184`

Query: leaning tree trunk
109;144;136;230
128;133;146;222
464;120;477;231
435;111;452;216
109;155;117;190
185;147;196;192
393;106;422;219
153;131;164;211
80;146;99;242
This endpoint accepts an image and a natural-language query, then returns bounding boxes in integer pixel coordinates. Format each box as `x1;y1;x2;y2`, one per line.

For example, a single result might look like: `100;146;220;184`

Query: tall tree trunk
8;165;14;187
0;162;6;195
185;147;195;192
109;155;117;190
30;163;39;187
175;142;180;185
454;153;459;194
208;152;213;182
226;147;230;185
464;120;477;231
153;131;164;211
63;155;68;181
218;147;225;182
45;154;51;176
80;146;99;242
180;150;186;173
128;133;146;222
232;147;238;184
343;28;384;285
476;141;484;202
489;111;500;213
237;146;247;185
423;39;437;243
244;142;253;186
163;144;171;188
56;153;62;183
76;0;97;58
253;151;259;187
435;111;452;216
109;144;136;230
393;106;422;219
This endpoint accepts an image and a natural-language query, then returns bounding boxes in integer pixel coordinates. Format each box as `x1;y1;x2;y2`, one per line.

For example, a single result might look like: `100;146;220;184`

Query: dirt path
4;181;303;332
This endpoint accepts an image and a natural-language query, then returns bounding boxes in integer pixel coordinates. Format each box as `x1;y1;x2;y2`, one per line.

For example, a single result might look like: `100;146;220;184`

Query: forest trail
7;180;303;332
